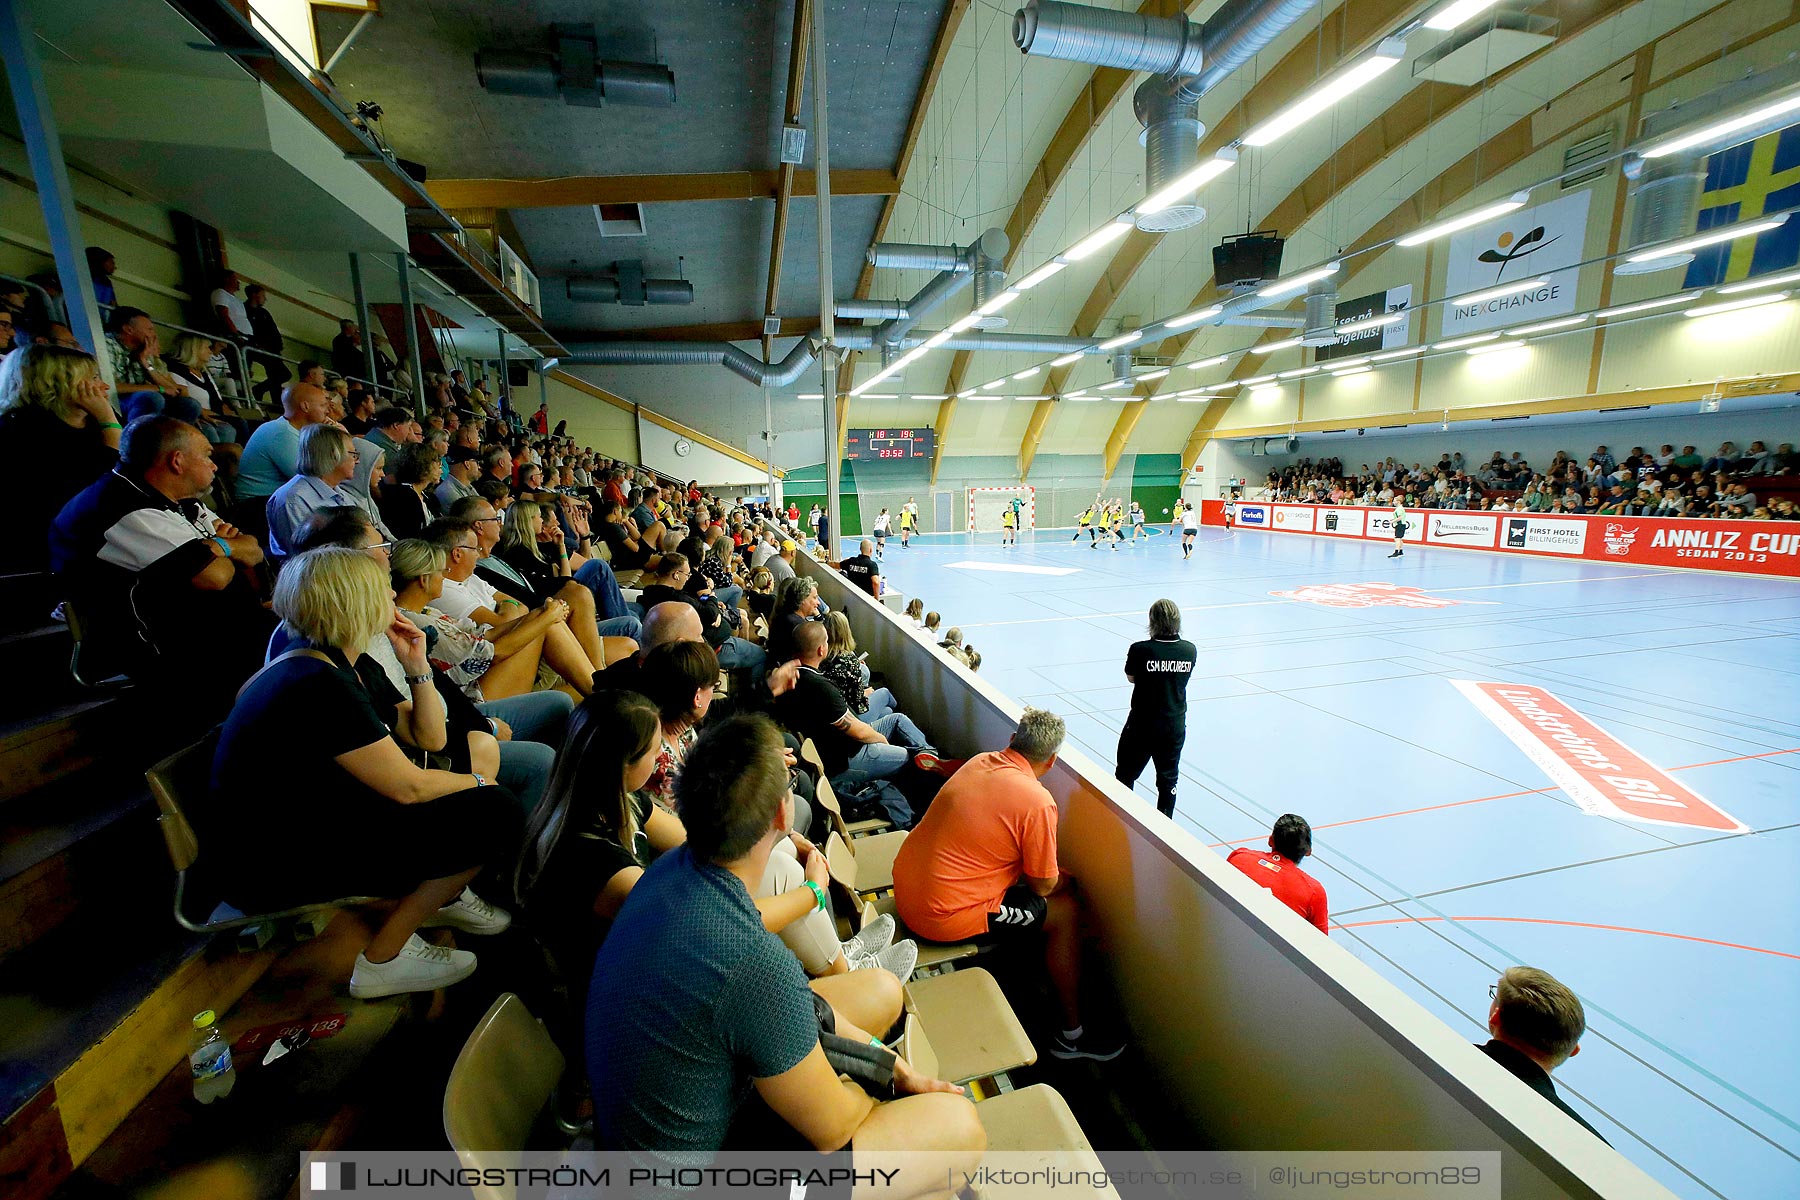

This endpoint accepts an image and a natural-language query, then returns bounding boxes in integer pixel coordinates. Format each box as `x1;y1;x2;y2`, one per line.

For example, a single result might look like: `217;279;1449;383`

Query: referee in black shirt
1115;598;1198;817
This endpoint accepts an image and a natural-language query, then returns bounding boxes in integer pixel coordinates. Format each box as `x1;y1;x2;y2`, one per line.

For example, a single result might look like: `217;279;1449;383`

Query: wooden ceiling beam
425;169;899;210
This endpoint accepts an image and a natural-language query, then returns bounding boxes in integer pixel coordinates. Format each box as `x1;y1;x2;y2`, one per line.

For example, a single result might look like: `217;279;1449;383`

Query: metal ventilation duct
562;338;816;388
1135;91;1204;233
867;243;966;272
1013;1;1205;75
836;299;909;321
566;262;692;306
476;24;675;108
872;227;1010;348
970;257;1011;329
1301;275;1339;347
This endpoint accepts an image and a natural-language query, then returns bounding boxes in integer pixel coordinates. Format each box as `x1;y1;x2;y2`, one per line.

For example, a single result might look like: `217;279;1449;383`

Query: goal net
967;486;1036;532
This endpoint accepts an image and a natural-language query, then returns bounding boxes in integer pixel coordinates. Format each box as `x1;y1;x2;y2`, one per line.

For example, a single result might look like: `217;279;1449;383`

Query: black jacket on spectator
378;485;438;541
475;554;551;609
495;543;566;607
331;333;363;383
1476;1041;1608;1144
2;405;117;573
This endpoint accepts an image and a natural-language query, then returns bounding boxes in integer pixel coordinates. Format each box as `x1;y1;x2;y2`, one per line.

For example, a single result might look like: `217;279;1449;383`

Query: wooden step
0;698;132;805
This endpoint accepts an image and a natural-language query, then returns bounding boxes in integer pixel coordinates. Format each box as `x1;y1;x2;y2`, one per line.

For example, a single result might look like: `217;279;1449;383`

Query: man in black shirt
1114;598;1197;818
838;538;881;598
1478;966;1608;1144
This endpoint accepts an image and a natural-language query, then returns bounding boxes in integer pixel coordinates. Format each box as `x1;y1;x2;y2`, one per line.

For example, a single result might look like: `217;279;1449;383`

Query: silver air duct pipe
1301;275;1340;347
836;299;910;321
969;255;1011;329
866;243;968;272
476;24;675;109
1013;1;1205;75
874;227;1009;348
566;270;694;306
562;337;817;388
1158;0;1318;105
1135;90;1204;233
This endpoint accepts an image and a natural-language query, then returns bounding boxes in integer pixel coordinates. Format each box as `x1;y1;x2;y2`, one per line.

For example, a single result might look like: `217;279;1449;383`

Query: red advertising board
1199;499;1800;578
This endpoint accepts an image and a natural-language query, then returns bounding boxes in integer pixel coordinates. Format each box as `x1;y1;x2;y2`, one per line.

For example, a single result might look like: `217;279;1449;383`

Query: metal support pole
810;0;839;553
350;252;378;387
763;389;777;507
538;362;548;419
0;0;108;381
395;252;426;417
496;329;508;414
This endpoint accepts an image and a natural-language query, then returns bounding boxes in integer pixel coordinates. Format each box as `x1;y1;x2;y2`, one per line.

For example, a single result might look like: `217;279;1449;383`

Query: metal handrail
140;313;252;408
256;345;410;403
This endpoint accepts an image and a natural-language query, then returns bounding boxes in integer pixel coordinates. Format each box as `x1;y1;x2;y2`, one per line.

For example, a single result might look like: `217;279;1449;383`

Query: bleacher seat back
148;728;222;874
444;993;566;1200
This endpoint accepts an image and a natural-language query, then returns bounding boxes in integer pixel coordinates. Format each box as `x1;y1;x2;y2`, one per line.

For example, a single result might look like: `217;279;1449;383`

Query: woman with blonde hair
207;547;518;998
161;332;245;448
0;344;119;571
820;610;896;721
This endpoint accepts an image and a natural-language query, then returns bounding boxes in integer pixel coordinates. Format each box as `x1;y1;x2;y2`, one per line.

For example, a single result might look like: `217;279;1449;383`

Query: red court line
1205;746;1799;850
1330;915;1800;962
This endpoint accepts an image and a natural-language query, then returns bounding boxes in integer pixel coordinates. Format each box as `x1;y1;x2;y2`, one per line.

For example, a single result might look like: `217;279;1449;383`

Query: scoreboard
846;427;934;461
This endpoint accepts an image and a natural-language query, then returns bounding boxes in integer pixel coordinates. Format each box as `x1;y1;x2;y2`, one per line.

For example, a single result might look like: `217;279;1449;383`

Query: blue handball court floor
868;523;1798;1200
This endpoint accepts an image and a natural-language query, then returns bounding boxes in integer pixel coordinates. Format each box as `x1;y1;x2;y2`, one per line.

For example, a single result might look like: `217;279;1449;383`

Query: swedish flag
1681;123;1800;287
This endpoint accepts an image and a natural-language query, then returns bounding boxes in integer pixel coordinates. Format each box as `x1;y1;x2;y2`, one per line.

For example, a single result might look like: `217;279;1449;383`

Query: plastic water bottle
190;1009;236;1103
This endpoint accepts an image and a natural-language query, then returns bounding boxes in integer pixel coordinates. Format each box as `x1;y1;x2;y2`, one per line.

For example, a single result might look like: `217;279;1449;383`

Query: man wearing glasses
1478;968;1608;1143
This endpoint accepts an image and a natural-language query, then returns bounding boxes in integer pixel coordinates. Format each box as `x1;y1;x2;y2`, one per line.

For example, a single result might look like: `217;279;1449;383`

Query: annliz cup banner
1202;500;1800;578
1440;189;1591;337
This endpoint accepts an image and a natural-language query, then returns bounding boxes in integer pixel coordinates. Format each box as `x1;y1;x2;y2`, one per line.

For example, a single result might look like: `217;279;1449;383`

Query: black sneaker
1050;1030;1126;1062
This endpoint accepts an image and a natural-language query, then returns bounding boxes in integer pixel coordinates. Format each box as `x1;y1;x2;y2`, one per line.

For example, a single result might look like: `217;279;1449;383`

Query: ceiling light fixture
1241;374;1277;385
1098;378;1134;390
1685;291;1791;318
982;379;1006;390
1185;354;1231;370
1279;366;1318;378
1330;364;1370;376
1173;395;1211;402
1252;336;1305;353
1370;345;1427;361
1638;91;1800;159
977;289;1021;315
1099;330;1143;351
912;394;949;400
1064;218;1135;261
1396;191;1532;246
1258;262;1342;300
1012;367;1040;380
1015;261;1067;290
1242;40;1406;147
923;330;954;348
1425;0;1507;29
861;393;899;399
1065;393;1095;401
1624;215;1788;264
799;393;824;399
1136;367;1170;380
1336;312;1406;335
946;312;983;334
1718;268;1800;295
1505;315;1590;336
1465;340;1527;356
1051;351;1086;367
1135;149;1239;215
1164;304;1225;331
1434;333;1499;350
1330;357;1370;370
1451;277;1550;306
1596;293;1702;320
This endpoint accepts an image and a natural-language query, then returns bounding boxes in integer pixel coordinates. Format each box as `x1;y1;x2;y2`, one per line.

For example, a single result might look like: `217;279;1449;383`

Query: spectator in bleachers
103;307;199;423
921;610;942;642
637;551;765;672
773;621;931;789
937;627;970;666
1;344;120;572
1479;966;1607;1142
85;246;117;309
596;497;653;573
267;424;361;559
330;319;364;382
767;536;800;586
160;333;245;451
768;575;824;661
437;445;481;509
50;415;270;719
207;546;516;998
634;638;721;815
1226;814;1329;935
838;538;881;598
235;380;330;530
343;437;396;540
378;443;441;539
585;714;982;1173
892;707;1124;1062
208;270;253;348
364;405;419;465
243;283;287;407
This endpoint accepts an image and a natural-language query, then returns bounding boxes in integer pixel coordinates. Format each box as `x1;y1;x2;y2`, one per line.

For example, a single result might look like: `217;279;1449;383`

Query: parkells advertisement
1440;190;1591;337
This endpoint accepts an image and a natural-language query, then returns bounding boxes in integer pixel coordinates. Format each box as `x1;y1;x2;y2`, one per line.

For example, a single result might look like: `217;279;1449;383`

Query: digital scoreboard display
846;428;934;460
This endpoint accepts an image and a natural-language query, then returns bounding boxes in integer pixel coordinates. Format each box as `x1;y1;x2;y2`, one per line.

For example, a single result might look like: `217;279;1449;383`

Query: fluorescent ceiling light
1012;367;1040;380
799;393;824;399
1370;345;1426;361
1015;261;1067;290
1136;149;1238;215
1451;277;1550;306
1109;395;1137;402
1596;292;1701;319
1638;92;1800;159
1466;340;1527;356
1506;314;1590;336
1336;312;1405;335
1396;192;1531;247
1065;393;1094;401
978;289;1021;315
923;330;954;348
1051;352;1086;367
1164;305;1225;331
1250;383;1283;396
1252;336;1305;354
1099;330;1142;351
1258;262;1341;300
1173;395;1211;403
912;394;949;400
1685;291;1791;318
1185;354;1231;370
1279;366;1318;378
982;379;1006;390
1330;357;1370;370
861;393;899;399
1240;373;1278;385
1424;0;1507;29
1017;395;1049;401
1330;364;1370;376
1242;41;1406;147
1064;218;1134;261
957;388;978;398
946;312;982;334
1434;333;1499;350
1624;216;1788;264
1718;268;1800;295
1136;367;1170;381
1098;378;1134;390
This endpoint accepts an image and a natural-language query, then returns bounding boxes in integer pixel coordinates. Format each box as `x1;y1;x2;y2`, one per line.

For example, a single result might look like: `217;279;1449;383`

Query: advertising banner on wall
1316;507;1366;537
1314;285;1414;363
1367;509;1426;542
1500;516;1589;554
1440;190;1590;337
1425;513;1499;547
1272;505;1316;532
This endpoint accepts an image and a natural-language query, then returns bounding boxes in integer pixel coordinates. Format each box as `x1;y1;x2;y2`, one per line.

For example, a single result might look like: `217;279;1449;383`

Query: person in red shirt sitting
1226;814;1329;934
891;708;1124;1062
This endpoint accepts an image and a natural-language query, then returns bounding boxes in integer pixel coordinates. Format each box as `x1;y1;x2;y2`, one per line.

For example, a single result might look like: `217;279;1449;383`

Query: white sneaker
349;934;477;998
420;887;512;935
841;913;895;960
853;939;918;981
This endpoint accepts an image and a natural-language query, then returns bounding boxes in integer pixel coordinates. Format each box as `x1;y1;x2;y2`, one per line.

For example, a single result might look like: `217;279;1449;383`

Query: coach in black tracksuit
1115;598;1198;818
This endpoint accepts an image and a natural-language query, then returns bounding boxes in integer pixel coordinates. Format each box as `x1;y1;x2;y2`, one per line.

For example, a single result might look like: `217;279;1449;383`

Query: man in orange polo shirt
891;708;1124;1062
1225;814;1330;934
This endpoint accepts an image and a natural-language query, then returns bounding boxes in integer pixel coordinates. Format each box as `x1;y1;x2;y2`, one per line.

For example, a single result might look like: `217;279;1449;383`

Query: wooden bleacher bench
824;832;976;969
799;737;894;836
444;993;571;1200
